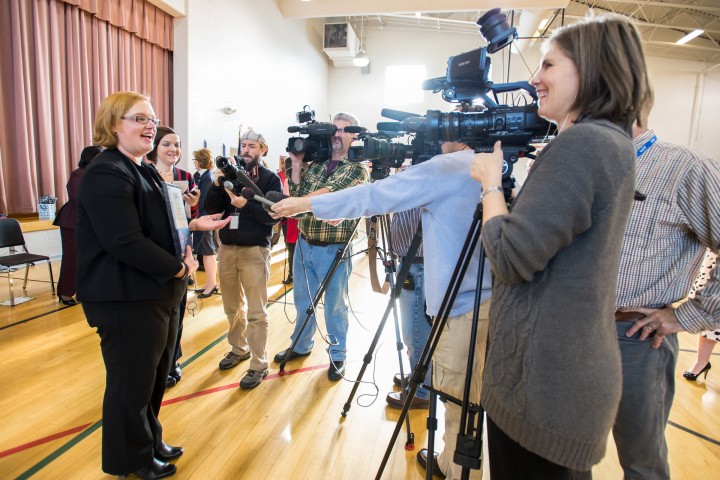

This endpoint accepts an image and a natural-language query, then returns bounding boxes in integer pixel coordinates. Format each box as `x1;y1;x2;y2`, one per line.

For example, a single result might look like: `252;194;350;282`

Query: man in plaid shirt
273;112;368;381
612;95;720;479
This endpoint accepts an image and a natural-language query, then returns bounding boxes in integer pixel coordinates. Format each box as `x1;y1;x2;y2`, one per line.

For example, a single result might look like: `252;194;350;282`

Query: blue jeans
399;262;431;399
612;322;678;480
290;236;352;361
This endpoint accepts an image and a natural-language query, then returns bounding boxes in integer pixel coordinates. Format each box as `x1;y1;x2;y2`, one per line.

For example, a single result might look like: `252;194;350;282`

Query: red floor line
2;364;329;458
161;363;329;405
0;423;93;459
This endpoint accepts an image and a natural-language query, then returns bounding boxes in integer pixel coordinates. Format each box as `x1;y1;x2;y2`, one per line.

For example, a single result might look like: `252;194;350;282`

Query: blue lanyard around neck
636;135;657;158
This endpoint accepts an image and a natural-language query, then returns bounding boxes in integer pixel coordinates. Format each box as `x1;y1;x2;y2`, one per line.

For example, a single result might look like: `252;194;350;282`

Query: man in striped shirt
273;112;368;381
612;101;720;479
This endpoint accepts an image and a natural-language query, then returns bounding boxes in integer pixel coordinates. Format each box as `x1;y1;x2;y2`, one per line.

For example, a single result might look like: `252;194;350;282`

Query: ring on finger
645;325;654;330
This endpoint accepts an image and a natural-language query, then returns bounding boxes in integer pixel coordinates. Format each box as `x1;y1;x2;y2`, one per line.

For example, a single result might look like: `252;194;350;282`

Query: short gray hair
332;112;359;126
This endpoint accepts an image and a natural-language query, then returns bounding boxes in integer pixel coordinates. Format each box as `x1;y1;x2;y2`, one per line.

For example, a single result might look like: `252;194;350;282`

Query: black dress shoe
328;361;345;381
155;441;184;461
282;275;293;284
120;458;176;479
169;363;182;381
273;348;311;363
417;448;446;478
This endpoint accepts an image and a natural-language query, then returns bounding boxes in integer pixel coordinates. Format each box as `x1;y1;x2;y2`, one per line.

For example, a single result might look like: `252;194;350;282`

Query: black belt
401;256;423;264
615;310;646;322
299;233;334;247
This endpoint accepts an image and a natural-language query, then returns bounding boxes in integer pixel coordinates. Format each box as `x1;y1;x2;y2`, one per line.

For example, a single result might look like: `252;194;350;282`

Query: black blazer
76;148;184;303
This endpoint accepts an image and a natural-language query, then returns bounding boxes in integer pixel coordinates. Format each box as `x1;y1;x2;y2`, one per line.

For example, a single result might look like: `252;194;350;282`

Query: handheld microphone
235;167;264;197
240;187;275;209
265;191;289;203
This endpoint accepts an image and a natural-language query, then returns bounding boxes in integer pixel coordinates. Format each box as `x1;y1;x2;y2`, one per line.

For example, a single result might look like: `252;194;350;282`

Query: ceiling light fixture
354;17;370;67
353;49;370;67
676;29;704;45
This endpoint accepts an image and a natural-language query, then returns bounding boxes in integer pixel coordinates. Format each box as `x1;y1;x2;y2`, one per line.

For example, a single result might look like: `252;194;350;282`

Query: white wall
173;0;330;170
175;4;720;166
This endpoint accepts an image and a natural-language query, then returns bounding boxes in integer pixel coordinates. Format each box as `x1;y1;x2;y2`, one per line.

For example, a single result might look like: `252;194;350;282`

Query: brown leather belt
299;233;333;247
615;310;646;322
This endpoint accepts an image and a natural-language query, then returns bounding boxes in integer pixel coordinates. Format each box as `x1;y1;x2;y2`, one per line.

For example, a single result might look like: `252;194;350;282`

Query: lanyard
636;135;657;158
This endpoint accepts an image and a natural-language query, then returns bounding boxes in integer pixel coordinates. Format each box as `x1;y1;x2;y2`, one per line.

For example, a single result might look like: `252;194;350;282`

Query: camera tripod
278;222;360;374
340;213;423;449
376;201;489;480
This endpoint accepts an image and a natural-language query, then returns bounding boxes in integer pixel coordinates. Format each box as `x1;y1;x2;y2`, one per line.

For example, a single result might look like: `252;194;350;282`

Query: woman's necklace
157;166;174;182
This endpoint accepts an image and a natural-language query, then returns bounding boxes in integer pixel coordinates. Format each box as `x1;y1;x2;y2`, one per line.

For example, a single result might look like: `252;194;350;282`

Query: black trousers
487;416;593;480
84;297;181;475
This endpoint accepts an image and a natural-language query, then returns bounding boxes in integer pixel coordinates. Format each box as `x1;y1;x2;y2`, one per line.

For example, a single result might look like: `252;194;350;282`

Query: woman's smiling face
530;42;580;129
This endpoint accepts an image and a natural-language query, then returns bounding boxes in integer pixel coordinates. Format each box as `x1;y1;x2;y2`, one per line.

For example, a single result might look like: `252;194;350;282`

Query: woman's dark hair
549;14;651;130
146;126;177;164
79;145;103;169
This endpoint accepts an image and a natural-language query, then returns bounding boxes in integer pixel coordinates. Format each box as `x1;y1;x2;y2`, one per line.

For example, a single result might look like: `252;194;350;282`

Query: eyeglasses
122;115;161;126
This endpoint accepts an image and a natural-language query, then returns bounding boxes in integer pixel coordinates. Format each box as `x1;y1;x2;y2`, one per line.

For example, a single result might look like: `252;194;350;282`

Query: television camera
349;8;553;190
286;105;337;163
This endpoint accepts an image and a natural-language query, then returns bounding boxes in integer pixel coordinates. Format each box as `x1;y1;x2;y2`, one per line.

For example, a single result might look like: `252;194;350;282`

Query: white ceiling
278;0;720;66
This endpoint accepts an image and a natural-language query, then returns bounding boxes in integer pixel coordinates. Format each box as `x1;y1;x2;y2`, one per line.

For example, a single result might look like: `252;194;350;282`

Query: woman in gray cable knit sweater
471;15;651;478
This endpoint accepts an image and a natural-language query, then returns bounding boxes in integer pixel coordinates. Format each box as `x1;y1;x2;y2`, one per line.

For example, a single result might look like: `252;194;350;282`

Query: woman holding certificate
146;126;199;389
76;91;228;479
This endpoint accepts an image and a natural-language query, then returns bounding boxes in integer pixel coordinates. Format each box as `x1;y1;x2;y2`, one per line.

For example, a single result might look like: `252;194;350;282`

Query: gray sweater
480;119;635;471
312;150;492;317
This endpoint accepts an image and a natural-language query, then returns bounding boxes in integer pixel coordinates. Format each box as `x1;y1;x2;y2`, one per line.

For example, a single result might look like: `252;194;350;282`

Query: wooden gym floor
0;236;719;479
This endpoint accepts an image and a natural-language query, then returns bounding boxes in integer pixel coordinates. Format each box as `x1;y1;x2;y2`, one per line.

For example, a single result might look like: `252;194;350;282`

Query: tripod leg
376;204;485;480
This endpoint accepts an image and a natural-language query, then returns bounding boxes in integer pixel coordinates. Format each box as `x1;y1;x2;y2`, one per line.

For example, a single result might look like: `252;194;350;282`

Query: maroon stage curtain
0;0;174;214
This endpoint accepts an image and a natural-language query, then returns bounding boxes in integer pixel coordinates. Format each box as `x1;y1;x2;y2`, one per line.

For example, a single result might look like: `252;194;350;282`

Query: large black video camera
215;155;247;194
350;9;553;188
348;127;440;180
286;105;336;163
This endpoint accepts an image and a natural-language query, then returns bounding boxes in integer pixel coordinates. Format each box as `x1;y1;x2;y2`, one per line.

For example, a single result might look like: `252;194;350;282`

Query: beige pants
433;301;490;480
218;244;271;371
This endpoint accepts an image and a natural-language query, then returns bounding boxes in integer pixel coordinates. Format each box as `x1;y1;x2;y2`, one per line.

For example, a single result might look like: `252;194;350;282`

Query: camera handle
278;221;360;374
376;201;487;480
341;214;423;451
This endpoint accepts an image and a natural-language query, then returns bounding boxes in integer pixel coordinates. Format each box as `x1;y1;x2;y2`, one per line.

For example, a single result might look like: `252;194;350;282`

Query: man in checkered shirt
612;93;720;479
273;112;368;381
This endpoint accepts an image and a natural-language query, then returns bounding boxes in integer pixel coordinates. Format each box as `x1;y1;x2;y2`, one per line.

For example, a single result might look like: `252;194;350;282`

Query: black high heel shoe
683;362;711;381
196;286;218;299
58;296;78;306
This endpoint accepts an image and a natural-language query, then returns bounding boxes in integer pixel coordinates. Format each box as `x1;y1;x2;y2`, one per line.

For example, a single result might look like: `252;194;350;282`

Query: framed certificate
164;183;191;258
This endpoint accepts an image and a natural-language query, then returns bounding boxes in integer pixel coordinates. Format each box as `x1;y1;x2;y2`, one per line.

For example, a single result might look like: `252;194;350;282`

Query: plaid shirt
616;129;720;333
288;157;368;243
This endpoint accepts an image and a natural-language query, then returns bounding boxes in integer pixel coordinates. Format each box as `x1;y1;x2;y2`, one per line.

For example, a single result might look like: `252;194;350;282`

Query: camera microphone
377;122;403;132
342;126;366;134
240;187;275;209
287;126;301;133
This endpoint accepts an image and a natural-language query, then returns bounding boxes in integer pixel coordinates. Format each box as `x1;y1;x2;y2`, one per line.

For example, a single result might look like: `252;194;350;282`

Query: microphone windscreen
265;191;288;203
240;187;255;200
343;126;365;134
223;181;235;191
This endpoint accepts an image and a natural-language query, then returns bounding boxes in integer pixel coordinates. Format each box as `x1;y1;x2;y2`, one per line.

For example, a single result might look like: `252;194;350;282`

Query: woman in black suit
76;92;228;479
53;145;102;305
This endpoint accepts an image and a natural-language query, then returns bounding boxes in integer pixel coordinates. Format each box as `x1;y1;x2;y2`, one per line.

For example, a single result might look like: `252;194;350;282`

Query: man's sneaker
239;369;269;389
218;351;251;370
386;391;430;410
